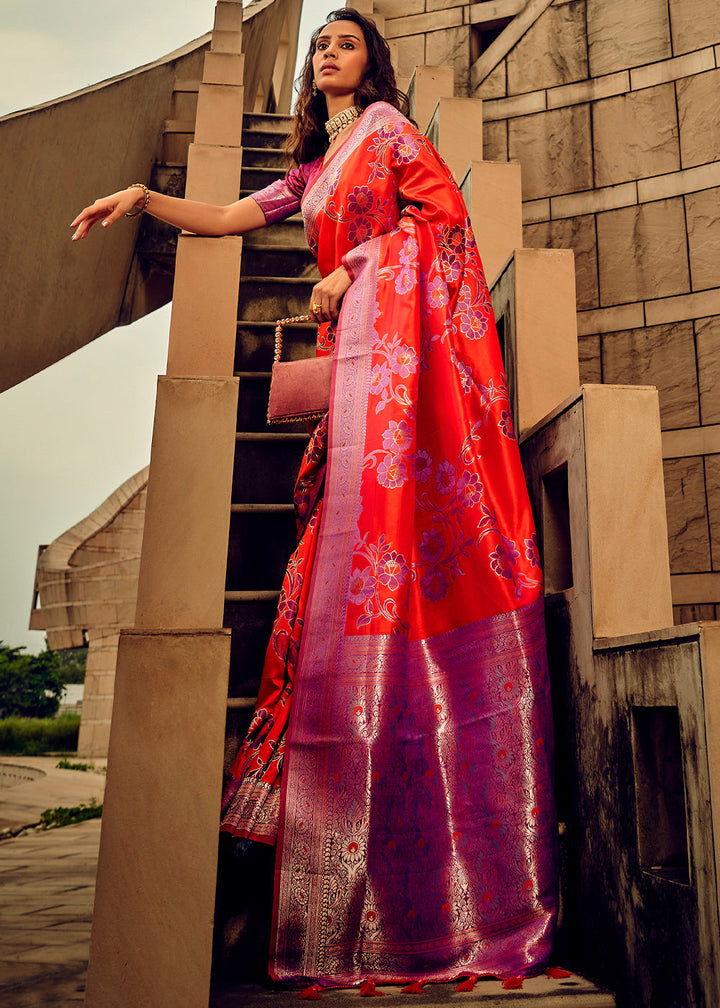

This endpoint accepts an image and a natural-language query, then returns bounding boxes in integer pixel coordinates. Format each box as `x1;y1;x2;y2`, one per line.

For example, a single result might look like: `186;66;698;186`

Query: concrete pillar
134;376;239;628
166;238;243;377
84;629;231;1008
521;385;674;642
491;247;580;438
427;97;483;184
407;65;455;135
583;384;674;637
461;159;523;287
85;4;244;1006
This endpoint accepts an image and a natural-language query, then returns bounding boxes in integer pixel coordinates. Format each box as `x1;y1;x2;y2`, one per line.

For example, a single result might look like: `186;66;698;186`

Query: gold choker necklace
325;105;362;143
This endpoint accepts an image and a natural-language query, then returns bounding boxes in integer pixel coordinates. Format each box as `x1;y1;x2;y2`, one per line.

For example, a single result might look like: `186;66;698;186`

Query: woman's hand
70;188;145;240
310;265;352;323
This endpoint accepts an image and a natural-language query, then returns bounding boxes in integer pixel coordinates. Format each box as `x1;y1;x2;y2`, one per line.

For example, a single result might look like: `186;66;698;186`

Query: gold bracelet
125;183;150;218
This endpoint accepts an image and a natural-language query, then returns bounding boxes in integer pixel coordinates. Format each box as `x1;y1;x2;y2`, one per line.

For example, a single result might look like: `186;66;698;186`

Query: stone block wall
387;0;720;621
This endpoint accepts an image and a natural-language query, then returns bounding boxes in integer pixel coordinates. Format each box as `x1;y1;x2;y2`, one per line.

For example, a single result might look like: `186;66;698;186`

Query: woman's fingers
309;266;352;322
70;190;141;240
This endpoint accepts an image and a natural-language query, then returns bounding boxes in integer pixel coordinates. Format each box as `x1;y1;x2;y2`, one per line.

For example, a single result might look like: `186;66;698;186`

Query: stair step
235;432;308;442
230;503;293;513
242;145;288;169
236;373;309;433
238;276;316;320
241;113;293;153
224;594;280;697
235;320;317;371
224;706;256;772
241;217;306;245
243;112;293;133
241;165;287;190
232;435;307;504
240;243;319;280
227;697;257;709
226;509;297;590
209;976;615;1006
224;590;280;603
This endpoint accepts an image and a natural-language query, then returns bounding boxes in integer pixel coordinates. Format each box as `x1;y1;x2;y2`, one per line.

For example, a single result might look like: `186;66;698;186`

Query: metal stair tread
235;431;308;440
243;145;286;156
239;275;314;284
230;503;294;513
225;590;281;603
242;239;313;252
243;112;293;127
237;319;316;328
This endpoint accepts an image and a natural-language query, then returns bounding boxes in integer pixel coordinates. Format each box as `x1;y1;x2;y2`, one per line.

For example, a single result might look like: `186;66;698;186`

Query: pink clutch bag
267;315;332;425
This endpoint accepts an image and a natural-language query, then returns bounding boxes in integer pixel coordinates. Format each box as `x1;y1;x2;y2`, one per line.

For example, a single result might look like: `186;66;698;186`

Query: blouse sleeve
250;163;308;225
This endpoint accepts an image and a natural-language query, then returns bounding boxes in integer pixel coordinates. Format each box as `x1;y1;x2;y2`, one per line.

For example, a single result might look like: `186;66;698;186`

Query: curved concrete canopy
0;0;301;395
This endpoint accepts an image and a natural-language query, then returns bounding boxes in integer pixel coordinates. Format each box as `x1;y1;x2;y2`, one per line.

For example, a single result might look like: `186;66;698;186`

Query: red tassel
299;984;323;1000
546;967;572;979
359;980;385;997
455;975;478;992
501;977;523;990
401;982;424;994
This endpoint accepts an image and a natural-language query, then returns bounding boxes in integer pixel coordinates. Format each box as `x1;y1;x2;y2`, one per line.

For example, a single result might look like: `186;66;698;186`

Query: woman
72;8;557;989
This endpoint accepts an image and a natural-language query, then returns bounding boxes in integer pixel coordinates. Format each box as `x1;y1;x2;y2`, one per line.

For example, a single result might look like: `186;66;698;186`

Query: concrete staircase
223;112;320;764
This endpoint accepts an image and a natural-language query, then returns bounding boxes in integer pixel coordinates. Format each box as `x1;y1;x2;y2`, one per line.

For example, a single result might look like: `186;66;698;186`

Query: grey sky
0;0;337;652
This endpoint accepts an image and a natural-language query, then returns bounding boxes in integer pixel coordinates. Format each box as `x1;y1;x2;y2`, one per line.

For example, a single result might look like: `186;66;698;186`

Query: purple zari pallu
269;212;558;983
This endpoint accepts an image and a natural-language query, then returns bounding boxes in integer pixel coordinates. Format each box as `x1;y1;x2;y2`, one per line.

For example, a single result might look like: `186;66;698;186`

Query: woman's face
312;20;369;103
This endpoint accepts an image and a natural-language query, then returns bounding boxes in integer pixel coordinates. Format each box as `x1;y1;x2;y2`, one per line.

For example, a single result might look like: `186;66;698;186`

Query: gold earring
312;81;318;96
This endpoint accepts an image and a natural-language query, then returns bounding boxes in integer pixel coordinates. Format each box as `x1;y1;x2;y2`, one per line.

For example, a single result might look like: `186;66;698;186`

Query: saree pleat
222;102;557;985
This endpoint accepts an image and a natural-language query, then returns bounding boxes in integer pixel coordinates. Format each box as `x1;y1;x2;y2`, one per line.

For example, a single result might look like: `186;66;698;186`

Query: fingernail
101;220;109;228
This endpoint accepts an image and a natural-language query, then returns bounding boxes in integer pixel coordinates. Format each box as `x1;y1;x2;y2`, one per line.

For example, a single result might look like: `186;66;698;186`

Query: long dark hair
286;8;410;166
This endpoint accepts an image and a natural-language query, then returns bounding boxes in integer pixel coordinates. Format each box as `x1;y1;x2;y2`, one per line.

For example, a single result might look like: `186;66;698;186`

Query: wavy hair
285;8;410;166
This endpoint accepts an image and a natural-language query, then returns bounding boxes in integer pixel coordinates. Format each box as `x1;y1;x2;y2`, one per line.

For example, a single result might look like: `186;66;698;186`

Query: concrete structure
30;469;148;758
0;0;301;394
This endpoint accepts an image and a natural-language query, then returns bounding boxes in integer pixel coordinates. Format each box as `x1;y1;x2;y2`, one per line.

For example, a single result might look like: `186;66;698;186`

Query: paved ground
0;756;106;834
1;818;100;1007
0;758;615;1008
0;757;106;1008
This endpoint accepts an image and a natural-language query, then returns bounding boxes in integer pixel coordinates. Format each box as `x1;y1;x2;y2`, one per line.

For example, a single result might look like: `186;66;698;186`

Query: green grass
0;713;80;755
39;797;102;830
55;758;98;772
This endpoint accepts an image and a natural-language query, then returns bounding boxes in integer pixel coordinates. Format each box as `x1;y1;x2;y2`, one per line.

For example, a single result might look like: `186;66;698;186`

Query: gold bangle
125;183;150;218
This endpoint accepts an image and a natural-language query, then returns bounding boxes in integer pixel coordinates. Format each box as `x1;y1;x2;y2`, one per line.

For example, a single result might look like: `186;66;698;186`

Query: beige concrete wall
390;0;720;621
29;468;149;758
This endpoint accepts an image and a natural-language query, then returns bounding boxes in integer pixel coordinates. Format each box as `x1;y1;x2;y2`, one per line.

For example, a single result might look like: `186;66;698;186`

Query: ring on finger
312;302;321;312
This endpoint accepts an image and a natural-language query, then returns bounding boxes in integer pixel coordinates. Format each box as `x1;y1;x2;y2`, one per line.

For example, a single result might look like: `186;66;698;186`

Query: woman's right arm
70;187;267;241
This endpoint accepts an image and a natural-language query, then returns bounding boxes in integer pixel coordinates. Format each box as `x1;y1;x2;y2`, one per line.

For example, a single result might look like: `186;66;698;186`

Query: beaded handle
274;314;313;364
